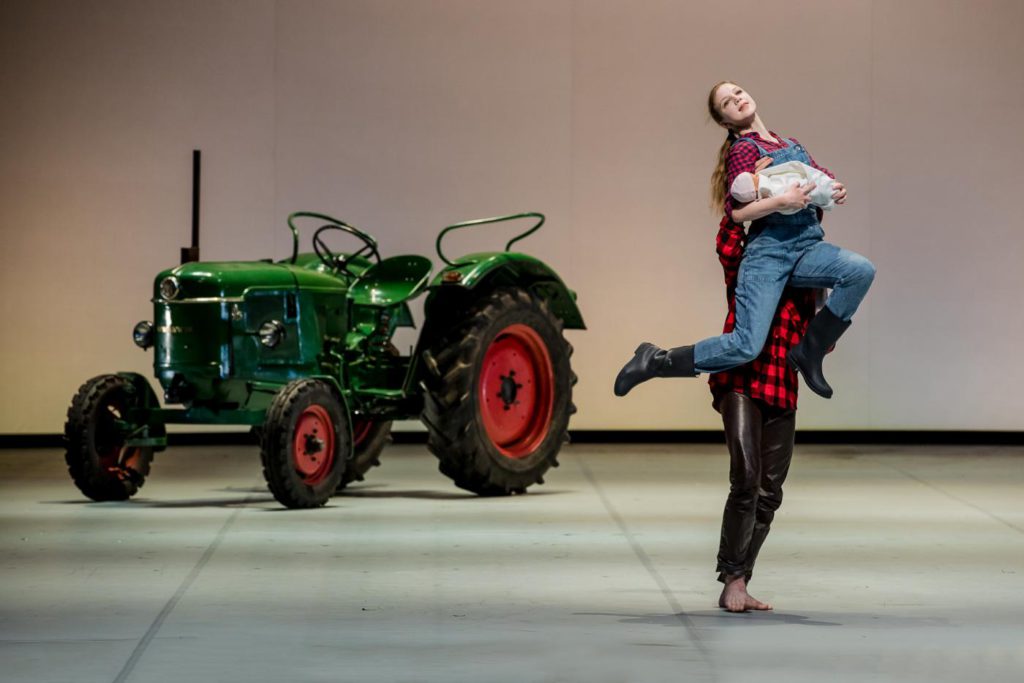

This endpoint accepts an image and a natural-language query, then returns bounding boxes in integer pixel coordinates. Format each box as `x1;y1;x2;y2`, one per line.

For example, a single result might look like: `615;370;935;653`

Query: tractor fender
427;252;585;330
115;372;163;407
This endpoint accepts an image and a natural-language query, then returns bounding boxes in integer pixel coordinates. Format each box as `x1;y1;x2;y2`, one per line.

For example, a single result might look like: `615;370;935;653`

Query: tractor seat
348;255;432;307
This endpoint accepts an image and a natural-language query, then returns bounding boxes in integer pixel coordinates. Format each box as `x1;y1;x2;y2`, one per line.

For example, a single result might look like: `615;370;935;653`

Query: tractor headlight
258;320;286;348
160;276;180;301
132;320;154;349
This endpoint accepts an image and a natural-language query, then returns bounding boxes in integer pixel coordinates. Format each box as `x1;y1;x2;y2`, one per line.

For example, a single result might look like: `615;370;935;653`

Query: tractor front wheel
423;287;576;496
261;379;349;508
64;375;157;501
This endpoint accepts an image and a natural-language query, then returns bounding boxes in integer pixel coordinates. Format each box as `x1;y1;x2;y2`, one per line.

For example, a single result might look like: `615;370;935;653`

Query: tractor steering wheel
312;224;381;278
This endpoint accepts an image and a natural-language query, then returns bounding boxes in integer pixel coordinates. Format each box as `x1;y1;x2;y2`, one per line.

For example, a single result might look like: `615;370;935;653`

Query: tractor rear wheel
64;375;156;501
335;418;392;492
422;287;576;496
261;379;349;508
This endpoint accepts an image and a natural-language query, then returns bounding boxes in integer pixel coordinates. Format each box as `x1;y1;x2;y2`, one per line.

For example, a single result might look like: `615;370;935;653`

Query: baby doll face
714;83;757;130
730;172;759;203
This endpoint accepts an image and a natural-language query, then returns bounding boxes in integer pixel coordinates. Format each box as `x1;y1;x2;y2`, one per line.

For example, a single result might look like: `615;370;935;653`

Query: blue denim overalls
692;136;875;374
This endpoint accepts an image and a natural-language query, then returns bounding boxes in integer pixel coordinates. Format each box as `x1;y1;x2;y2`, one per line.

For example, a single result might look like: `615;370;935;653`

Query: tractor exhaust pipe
180;149;201;264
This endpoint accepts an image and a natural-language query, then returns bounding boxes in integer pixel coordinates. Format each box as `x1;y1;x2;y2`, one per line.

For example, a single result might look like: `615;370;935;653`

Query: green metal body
126;212;584;449
426;251;584;330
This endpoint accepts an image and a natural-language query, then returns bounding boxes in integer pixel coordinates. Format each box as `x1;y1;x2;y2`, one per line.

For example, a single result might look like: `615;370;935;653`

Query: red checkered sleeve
716;218;744;290
722;140;760;220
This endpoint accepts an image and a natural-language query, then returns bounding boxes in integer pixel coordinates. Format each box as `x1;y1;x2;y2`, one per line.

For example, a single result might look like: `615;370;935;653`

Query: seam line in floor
573;452;716;679
871;458;1024;536
112;491;259;683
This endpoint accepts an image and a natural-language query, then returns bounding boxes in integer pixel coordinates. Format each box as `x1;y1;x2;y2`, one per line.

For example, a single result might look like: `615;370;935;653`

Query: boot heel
785;350;800;374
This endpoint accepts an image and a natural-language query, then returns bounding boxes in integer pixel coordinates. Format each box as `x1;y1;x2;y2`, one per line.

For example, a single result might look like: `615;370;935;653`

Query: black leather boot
786;306;851;399
613;343;696;397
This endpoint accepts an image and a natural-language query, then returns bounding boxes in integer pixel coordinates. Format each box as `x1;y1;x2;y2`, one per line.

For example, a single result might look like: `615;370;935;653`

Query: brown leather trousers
716;391;796;584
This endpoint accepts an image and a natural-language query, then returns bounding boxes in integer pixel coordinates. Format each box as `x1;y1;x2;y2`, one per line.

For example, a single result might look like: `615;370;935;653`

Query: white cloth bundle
730;160;836;214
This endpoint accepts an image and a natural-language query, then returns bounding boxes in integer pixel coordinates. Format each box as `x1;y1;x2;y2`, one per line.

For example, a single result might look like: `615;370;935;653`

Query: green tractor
64;210;584;508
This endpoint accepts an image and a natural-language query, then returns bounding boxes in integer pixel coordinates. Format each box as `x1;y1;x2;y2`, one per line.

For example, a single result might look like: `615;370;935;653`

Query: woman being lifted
614;81;875;399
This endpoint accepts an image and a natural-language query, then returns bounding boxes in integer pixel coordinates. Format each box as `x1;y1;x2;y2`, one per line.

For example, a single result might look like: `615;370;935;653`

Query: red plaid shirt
723;132;833;221
707;216;818;412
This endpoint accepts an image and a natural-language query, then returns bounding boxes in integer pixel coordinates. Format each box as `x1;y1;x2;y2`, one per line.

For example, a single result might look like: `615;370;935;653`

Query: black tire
261;379;350;508
64;374;157;501
335;419;392;492
422;287;576;495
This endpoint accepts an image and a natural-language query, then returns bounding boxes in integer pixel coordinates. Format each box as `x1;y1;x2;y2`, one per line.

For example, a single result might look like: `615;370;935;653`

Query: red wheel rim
97;444;141;472
478;324;554;459
292;405;336;485
352;419;373;447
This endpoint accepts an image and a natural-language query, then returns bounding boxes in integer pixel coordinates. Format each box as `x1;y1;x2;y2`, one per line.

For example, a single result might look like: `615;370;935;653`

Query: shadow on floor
41;487;567;507
340;486;568;500
219;483;480;501
218;484;568;500
579;610;951;629
577;610;841;627
42;496;277;509
683;610;844;627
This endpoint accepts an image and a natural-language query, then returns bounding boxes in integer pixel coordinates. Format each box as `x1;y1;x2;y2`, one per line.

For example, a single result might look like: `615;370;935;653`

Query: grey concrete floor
1;442;1023;683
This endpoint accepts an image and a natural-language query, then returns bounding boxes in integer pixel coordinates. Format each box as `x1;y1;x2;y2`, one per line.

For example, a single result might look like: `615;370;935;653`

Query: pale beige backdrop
1;0;1021;433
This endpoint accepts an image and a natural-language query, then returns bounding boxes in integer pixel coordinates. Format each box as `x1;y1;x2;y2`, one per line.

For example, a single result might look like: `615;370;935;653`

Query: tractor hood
153;261;345;300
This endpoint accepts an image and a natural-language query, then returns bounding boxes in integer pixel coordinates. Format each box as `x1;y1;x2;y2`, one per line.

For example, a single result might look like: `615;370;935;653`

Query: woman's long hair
708;80;738;213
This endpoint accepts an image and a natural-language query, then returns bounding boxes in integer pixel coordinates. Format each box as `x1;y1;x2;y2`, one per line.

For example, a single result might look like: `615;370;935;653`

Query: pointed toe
613;343;664;397
613;343;696;396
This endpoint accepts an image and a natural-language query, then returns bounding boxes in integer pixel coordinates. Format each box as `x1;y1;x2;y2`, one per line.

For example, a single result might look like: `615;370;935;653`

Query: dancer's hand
780;181;813;211
831;181;847;205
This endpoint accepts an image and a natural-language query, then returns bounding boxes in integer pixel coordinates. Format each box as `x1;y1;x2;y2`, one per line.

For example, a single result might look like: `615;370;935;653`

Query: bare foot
718;576;773;612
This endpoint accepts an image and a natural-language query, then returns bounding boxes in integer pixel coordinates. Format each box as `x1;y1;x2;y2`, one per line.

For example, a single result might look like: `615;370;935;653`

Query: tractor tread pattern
336;422;393;491
422;287;576;496
64;374;154;502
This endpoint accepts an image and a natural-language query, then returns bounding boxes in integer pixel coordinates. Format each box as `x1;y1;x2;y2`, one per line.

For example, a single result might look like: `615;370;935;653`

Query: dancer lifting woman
708;209;813;612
